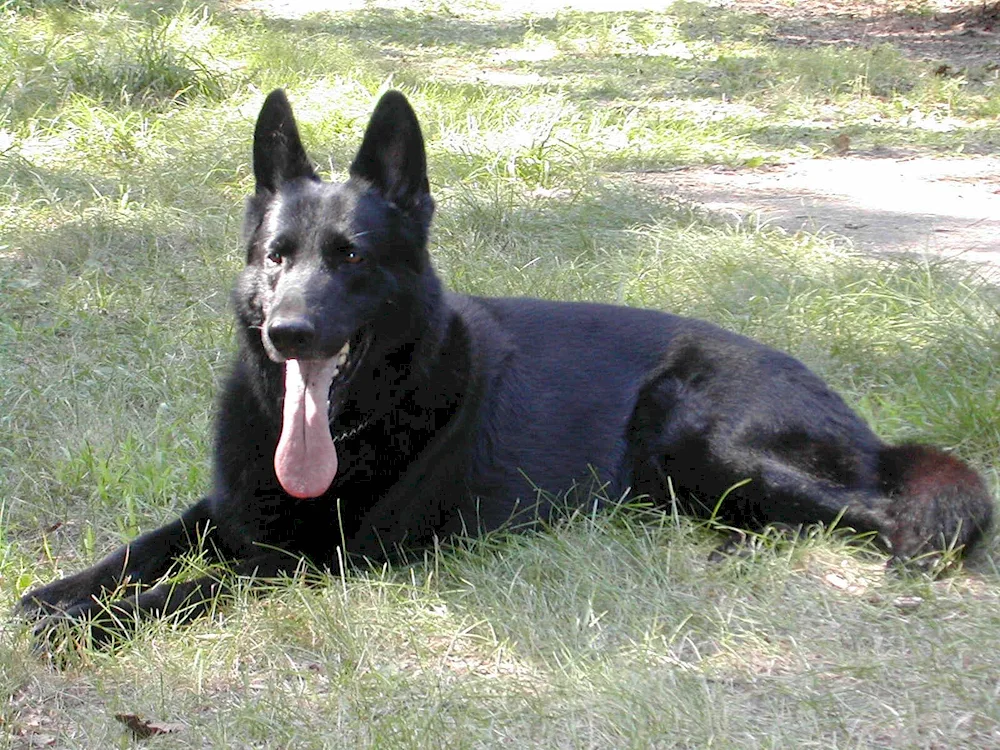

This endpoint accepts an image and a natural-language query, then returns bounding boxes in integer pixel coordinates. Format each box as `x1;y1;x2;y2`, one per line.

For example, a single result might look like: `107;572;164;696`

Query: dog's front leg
30;547;304;651
17;497;218;620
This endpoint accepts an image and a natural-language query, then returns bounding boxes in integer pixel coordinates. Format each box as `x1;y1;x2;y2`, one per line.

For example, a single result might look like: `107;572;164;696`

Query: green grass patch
1;0;998;747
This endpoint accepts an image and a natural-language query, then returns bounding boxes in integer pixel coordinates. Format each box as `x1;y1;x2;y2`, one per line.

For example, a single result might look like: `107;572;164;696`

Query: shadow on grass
209;3;998;152
7;1;998;162
672;0;1000;67
742;120;1000;155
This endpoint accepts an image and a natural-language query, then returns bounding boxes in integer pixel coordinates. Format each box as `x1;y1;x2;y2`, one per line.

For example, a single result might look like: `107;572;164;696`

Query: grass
1;0;999;746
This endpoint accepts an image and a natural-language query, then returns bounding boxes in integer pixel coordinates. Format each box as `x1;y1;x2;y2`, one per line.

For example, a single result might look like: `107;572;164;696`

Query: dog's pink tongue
275;358;339;499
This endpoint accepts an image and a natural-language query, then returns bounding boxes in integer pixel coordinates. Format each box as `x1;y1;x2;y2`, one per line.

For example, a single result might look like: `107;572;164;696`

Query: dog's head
238;88;436;363
236;89;440;498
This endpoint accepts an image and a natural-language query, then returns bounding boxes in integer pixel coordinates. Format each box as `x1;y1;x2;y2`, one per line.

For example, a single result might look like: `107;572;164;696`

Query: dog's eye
342;247;363;264
266;240;291;266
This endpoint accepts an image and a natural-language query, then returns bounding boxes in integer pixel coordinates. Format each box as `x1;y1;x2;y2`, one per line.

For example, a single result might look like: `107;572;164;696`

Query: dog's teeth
336;341;350;367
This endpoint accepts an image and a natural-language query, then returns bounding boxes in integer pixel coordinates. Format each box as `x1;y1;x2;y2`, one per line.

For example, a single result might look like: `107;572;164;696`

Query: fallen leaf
114;714;184;740
824;572;850;590
892;595;924;613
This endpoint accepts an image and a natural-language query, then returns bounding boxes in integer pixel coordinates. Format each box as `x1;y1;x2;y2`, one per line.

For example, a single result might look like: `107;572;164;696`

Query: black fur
21;90;993;647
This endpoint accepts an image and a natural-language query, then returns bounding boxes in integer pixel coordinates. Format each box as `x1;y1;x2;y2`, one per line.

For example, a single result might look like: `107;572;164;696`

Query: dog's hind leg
634;435;893;550
751;456;889;531
703;456;890;558
709;451;992;564
627;395;888;538
18;497;218;620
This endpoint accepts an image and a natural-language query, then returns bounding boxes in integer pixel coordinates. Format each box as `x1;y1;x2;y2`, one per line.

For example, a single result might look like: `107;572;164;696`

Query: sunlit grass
1;0;998;747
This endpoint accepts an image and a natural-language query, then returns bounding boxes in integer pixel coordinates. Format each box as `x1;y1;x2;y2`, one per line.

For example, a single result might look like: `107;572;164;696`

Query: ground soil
634;156;1000;271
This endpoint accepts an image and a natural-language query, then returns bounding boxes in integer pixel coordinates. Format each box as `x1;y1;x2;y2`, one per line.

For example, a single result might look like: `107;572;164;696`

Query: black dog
21;90;993;645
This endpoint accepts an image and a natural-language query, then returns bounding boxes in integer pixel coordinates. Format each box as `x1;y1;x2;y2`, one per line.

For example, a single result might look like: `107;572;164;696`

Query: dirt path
634;156;1000;272
632;1;1000;275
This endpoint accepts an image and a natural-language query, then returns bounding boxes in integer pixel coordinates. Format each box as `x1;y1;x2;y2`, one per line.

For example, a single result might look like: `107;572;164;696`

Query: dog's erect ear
350;91;430;209
253;89;318;193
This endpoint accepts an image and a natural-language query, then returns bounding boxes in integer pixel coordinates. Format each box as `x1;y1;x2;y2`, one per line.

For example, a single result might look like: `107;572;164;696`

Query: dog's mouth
273;330;369;499
326;329;370;411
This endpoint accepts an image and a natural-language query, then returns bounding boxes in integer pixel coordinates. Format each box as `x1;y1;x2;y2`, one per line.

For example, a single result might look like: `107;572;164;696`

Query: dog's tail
877;443;993;561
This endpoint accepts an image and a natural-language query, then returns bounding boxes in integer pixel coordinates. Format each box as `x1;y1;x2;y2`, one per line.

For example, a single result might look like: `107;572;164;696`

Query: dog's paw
16;591;72;622
886;551;950;578
16;573;106;622
31;598;139;658
707;524;804;564
707;530;749;563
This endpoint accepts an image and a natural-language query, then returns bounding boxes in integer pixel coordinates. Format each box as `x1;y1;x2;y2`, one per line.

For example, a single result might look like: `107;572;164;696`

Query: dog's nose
267;316;316;359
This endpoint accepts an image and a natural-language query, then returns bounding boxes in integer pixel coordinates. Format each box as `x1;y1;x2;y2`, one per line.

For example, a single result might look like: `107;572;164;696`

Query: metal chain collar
332;417;373;444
